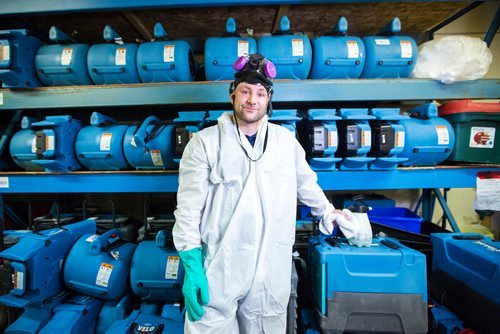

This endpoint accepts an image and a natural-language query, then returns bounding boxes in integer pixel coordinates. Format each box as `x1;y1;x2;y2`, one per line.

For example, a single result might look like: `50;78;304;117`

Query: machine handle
133;115;161;147
88;228;122;255
380;239;401;250
90;111;116;126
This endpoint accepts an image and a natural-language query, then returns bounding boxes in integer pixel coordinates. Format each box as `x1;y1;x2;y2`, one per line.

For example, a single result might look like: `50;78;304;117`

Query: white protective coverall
173;112;338;333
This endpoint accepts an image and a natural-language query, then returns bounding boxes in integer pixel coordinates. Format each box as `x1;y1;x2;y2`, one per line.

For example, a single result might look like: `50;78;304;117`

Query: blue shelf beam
0;1;473;16
0;167;497;193
0;79;498;110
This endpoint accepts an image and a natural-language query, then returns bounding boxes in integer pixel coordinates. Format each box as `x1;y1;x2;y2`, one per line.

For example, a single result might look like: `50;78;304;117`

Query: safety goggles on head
230;54;276;93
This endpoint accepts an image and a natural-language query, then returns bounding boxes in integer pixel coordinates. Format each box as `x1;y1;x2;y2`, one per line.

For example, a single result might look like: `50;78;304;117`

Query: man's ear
230;94;235;104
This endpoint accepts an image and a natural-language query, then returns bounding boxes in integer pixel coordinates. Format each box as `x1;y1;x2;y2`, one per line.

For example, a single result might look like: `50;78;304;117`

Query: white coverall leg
173;113;333;333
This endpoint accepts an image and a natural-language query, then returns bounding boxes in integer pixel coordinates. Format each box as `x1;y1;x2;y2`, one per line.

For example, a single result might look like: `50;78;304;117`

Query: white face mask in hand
320;208;372;247
345;210;373;247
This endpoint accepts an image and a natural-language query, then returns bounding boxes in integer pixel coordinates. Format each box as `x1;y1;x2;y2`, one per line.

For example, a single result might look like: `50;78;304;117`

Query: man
173;54;362;333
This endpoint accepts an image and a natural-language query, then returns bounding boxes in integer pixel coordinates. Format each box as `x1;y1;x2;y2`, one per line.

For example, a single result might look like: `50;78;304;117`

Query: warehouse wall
431;2;499;232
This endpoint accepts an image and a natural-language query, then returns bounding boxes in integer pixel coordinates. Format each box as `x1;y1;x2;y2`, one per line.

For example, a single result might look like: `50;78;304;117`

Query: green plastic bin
439;100;500;164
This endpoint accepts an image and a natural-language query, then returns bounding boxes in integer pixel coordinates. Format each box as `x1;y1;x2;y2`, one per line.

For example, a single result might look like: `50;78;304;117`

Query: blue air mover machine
0;220;95;308
431;233;500;334
87;25;140;85
137;22;194;83
9;117;45;171
173;111;206;164
35;26;92;86
130;230;184;302
123;116;176;170
399;103;455;166
368;108;408;170
206;110;230;127
96;293;133;334
63;228;137;301
336;108;375;170
305;109;342;171
39;295;103;334
258;16;312;79
3;291;68;334
361;18;417;78
10;115;83;172
0;29;42;88
75;112;131;170
310;17;365;79
106;303;184;334
269;109;300;136
205;17;257;81
308;236;428;334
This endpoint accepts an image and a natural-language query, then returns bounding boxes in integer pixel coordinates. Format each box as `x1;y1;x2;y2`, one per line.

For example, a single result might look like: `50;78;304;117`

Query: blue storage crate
368;207;423;233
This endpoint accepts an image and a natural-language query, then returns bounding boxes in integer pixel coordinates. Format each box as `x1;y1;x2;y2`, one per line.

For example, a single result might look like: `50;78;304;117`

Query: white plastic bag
412;36;493;84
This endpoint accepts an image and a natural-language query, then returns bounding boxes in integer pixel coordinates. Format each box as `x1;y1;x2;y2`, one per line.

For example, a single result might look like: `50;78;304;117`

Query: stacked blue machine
106;303;184;334
258;16;312;79
64;228;137;300
9;115;82;172
368;108;408;170
269;109;300;135
306;109;341;171
137;22;194;83
35;26;93;86
123;115;176;170
205;17;257;81
431;233;500;334
0;29;42;88
308;236;428;334
310;17;365;79
87;25;140;84
336;108;375;170
399;103;455;166
75;112;130;170
361;18;417;78
107;230;185;333
0;220;95;333
173;111;206;163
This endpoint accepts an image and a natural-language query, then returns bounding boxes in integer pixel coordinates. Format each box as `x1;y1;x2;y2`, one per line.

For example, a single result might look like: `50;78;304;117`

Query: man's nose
246;93;257;105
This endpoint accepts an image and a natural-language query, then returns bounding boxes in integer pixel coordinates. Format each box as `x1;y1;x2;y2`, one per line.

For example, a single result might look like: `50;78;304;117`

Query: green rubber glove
179;247;209;322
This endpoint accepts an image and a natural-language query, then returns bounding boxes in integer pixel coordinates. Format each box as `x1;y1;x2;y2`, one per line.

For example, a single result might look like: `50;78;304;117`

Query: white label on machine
86;234;98;242
362;130;372;147
0;177;9;188
237;40;249;57
165;256;180;279
292;39;304;56
0;92;3;105
435;126;450;145
31;136;37;153
475;172;500;211
100;133;112;151
400;40;412;58
130;137;137;147
61;48;73;65
14;271;24;290
346;40;359;59
115;48;127;66
375;39;390;45
96;263;113;287
46;135;55;151
396;131;405;147
0;45;10;61
328;130;338;147
151;149;164;167
469;127;495;148
163;45;175;62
